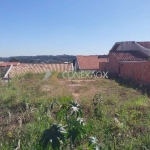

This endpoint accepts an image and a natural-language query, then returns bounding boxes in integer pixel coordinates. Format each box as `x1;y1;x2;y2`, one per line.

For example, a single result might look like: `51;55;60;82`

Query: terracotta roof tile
137;42;150;49
8;63;73;78
0;62;19;67
111;51;148;61
77;55;108;70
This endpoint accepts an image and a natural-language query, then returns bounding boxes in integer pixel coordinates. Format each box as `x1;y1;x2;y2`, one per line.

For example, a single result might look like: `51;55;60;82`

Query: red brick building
74;55;108;71
108;51;148;74
99;41;150;85
108;41;150;74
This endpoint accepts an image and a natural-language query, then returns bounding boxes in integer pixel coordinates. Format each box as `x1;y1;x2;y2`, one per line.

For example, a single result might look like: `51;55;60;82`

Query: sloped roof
6;63;73;78
110;51;148;61
77;55;108;70
137;42;150;49
0;62;20;67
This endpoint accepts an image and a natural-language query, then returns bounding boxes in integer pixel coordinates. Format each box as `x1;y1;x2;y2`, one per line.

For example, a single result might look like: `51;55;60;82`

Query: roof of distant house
76;55;108;70
111;51;148;61
5;63;73;78
0;62;20;67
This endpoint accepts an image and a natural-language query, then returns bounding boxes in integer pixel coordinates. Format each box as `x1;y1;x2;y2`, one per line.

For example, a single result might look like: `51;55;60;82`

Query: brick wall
99;62;109;71
108;53;119;74
99;52;150;85
120;62;150;84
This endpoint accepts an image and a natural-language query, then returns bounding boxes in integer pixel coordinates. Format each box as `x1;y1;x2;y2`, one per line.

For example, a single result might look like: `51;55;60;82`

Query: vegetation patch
0;72;150;149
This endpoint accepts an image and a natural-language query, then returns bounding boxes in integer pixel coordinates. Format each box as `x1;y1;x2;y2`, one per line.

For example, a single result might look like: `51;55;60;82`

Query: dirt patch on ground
68;84;82;87
72;93;80;99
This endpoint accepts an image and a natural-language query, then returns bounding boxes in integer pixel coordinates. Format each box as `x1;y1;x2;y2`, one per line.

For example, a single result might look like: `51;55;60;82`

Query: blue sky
0;0;150;57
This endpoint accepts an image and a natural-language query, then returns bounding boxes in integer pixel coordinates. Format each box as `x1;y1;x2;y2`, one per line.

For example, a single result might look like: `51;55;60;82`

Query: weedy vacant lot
0;72;150;150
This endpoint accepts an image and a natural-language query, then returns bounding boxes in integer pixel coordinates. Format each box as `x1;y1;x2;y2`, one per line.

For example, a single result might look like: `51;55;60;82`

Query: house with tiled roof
74;55;108;71
0;62;20;67
8;63;73;78
2;63;73;79
108;41;150;74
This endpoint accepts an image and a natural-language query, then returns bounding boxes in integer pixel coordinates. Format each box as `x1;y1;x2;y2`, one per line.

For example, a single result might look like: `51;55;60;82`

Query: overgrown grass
0;72;150;149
